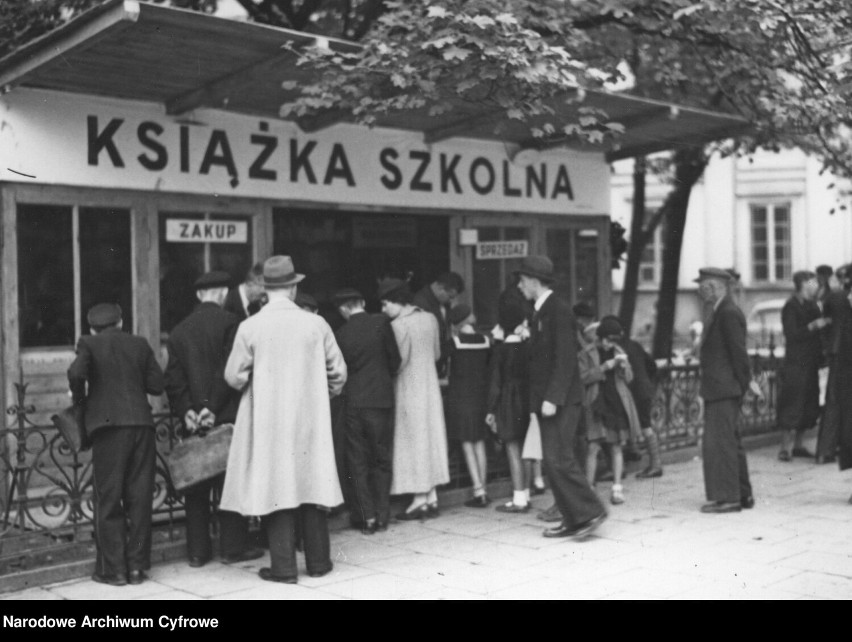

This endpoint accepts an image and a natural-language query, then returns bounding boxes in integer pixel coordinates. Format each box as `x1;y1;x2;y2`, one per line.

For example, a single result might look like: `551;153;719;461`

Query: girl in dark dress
486;301;533;513
446;304;492;508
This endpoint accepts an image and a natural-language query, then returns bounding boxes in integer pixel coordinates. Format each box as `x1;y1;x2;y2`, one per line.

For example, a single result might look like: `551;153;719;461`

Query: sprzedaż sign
165;219;248;243
475;240;529;260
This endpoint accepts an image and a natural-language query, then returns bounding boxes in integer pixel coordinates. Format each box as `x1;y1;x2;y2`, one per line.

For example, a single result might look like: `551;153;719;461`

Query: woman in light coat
579;316;642;506
379;278;450;520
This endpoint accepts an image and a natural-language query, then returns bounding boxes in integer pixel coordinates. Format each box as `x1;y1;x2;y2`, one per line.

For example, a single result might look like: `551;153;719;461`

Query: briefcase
165;423;234;493
51;405;90;453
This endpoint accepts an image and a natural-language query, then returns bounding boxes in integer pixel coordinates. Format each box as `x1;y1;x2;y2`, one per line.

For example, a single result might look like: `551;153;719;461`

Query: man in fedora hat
694;267;754;513
333;287;401;533
515;256;607;540
164;270;264;568
68;303;165;586
221;256;347;583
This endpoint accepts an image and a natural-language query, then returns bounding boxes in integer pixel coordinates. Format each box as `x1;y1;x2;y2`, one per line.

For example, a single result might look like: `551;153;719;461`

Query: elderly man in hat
333;287;401;534
695;267;755;513
516;256;607;540
221;256;347;583
68;303;164;586
164;270;264;568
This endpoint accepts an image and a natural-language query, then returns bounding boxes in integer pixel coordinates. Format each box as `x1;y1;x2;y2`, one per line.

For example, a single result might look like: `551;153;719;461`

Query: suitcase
165;423;234;493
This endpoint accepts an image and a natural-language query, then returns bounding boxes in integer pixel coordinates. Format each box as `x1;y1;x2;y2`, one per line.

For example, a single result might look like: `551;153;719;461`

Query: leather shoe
537;504;562;522
395;505;429;521
259;567;297;584
222;547;265;564
778;450;792;462
571;513;607;540
700;501;742;514
307;564;333;579
361;520;377;535
815;455;836;465
464;495;490;508
741;496;755;510
636;467;663;479
542;522;575;538
127;570;147;585
531;485;546;496
426;503;440;518
495;502;531;514
91;573;126;587
375;520;388;532
188;556;210;568
791;446;814;458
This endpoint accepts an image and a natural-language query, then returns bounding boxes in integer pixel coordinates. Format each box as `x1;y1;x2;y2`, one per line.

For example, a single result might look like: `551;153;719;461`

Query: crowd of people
65;253;852;588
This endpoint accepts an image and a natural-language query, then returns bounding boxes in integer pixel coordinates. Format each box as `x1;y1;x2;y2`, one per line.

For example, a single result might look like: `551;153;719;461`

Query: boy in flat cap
164;271;263;568
68;303;165;586
694;267;754;513
333;288;401;533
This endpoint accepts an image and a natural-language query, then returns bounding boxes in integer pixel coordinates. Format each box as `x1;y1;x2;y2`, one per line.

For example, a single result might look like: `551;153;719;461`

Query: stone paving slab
2;439;851;600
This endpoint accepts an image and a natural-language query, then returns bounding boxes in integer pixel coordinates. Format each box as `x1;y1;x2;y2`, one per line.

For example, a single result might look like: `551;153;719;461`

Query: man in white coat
221;255;347;584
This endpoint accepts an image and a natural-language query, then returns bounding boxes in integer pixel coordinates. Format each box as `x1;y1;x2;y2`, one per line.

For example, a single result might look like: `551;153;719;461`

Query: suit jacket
528;292;583;408
223;286;261;322
823;290;852;362
164;301;241;425
781;295;822;369
413;285;451;376
700;295;751;402
335;311;402;409
68;328;165;435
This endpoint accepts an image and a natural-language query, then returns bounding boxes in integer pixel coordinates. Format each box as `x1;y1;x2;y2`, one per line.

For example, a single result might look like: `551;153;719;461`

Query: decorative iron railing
1;349;783;574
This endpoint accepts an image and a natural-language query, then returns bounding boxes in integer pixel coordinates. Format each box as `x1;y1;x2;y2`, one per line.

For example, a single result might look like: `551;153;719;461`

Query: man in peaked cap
515;256;607;540
164;270;264;569
694;267;755;514
333;287;401;534
68;303;165;586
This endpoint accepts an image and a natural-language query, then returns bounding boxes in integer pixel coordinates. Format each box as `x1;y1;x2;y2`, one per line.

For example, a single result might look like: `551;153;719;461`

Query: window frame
749;201;792;285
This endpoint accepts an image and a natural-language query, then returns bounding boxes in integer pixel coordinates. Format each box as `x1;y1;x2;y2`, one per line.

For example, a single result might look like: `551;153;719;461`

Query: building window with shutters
750;202;792;283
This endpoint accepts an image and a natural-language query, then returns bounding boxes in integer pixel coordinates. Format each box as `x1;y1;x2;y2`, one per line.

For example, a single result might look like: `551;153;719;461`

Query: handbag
51;405;90;453
165;423;234;493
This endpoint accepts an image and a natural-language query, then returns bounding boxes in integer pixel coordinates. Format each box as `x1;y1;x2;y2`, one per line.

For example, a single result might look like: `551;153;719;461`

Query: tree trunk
651;147;709;359
619;156;647;335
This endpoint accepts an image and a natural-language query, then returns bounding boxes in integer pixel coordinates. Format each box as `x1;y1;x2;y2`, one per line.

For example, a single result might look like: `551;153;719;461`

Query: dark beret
194;270;232;290
295;292;318;311
448;303;472;326
332;288;364;305
596;315;624;339
87;303;122;328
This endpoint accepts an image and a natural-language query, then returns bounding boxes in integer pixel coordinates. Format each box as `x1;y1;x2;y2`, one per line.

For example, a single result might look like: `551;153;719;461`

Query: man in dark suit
413;271;465;379
333;288;402;534
695;267;754;514
164;271;264;568
68;303;165;586
224;261;266;321
817;264;851;464
516;256;606;539
777;271;828;462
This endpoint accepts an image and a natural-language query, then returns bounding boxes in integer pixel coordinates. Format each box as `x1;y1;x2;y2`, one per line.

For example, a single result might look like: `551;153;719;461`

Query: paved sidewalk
3;440;851;600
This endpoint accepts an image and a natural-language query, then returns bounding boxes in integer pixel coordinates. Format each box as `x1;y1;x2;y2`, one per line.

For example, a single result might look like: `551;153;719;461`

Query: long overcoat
389;306;450;494
219;298;347;515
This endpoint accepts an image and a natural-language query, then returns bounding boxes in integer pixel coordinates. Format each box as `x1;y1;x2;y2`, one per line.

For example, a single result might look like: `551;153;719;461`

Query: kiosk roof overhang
0;0;751;162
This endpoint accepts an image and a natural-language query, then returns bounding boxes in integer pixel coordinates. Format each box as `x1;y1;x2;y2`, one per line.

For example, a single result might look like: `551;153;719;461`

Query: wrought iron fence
1;349;783;575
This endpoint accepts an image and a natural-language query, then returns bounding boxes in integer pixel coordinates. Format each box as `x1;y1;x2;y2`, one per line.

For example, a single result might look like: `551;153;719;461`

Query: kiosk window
159;212;253;336
18;204;132;348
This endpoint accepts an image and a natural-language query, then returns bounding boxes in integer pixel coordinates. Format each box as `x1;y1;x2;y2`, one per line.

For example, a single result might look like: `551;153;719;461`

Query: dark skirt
494;379;530;443
446;344;490;443
777;362;821;433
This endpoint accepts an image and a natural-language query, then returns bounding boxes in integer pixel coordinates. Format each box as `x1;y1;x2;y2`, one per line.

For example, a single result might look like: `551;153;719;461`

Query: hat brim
514;269;554;283
262;273;305;288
